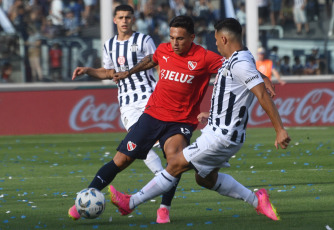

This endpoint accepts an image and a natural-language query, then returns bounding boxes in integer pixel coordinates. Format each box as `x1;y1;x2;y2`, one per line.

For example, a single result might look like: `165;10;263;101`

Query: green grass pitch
0;127;333;230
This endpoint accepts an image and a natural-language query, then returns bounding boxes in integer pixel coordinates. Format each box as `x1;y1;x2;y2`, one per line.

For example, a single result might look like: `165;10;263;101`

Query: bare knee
195;171;219;189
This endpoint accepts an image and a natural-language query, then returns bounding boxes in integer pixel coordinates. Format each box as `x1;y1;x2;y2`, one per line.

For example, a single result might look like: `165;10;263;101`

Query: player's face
169;27;195;56
114;10;134;34
215;31;225;57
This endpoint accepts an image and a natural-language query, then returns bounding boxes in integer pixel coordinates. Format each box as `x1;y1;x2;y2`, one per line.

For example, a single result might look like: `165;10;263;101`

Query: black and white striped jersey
103;32;157;107
208;48;263;144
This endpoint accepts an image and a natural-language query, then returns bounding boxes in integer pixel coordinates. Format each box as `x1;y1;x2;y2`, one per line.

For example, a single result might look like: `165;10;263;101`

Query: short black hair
169;15;195;34
114;4;134;16
214;18;242;38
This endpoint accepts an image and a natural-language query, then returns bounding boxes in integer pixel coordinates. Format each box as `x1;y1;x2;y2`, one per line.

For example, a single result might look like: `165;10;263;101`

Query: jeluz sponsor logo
160;69;194;83
245;75;259;84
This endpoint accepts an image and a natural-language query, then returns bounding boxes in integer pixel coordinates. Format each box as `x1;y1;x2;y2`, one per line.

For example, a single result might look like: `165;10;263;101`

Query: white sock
159;204;171;210
143;149;164;175
129;170;178;209
212;173;258;208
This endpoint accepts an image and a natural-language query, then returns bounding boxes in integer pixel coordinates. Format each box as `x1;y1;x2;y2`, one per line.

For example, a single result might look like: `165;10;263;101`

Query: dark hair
214;18;242;37
114;4;134;16
169;15;195;34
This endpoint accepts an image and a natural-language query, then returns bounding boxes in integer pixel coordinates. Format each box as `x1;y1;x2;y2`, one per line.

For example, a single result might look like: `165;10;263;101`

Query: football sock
160;173;180;206
88;160;120;191
212;173;258;208
129;169;178;209
143;149;164;175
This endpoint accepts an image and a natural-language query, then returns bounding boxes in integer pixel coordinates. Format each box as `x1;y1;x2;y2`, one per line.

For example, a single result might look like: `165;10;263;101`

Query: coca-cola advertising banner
0;82;333;135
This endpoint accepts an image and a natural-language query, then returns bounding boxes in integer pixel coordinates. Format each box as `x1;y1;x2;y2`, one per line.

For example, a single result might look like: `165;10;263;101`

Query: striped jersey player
208;48;261;145
103;32;157;109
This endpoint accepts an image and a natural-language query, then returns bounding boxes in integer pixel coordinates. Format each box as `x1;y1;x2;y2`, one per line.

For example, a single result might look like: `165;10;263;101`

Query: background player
108;18;291;222
69;5;171;223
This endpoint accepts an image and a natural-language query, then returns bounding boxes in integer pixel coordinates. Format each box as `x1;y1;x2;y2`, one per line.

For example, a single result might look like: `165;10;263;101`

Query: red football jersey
144;42;223;125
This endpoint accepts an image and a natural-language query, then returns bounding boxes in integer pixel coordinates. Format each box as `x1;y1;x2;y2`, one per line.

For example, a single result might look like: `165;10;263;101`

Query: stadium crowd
0;0;333;82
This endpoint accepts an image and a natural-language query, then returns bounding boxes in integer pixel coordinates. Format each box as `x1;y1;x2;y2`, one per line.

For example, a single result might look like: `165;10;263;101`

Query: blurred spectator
26;27;43;81
270;0;283;26
304;55;320;75
256;47;286;85
49;0;64;29
308;47;326;73
68;0;85;26
1;0;15;15
269;46;280;73
135;12;149;34
328;0;334;37
293;0;309;35
292;55;304;75
280;55;291;75
171;0;187;16
49;42;62;81
193;0;213;25
63;8;81;36
41;16;58;39
258;0;269;25
0;61;12;83
82;0;97;26
9;1;29;40
236;2;246;42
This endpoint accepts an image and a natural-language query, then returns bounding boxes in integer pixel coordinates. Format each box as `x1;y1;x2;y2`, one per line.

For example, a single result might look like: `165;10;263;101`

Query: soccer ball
75;188;106;219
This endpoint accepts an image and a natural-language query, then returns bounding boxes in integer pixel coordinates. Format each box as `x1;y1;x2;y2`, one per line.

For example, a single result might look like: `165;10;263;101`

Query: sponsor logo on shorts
127;141;137;151
181;127;191;135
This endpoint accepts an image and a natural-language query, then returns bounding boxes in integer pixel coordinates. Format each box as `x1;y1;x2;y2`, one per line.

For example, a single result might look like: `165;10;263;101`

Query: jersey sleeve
206;50;224;74
103;40;115;70
231;59;263;90
143;35;156;56
152;44;162;64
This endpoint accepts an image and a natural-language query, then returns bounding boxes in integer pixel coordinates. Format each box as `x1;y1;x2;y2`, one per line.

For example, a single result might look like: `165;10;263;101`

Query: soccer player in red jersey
71;15;275;223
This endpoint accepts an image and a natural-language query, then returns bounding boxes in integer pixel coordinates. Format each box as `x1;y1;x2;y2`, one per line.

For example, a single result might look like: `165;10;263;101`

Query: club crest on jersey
130;44;138;52
188;61;197;71
127;141;137;151
118;56;126;65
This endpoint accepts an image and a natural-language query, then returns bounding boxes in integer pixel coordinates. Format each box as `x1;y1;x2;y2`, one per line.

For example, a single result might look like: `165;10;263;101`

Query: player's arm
72;67;115;80
258;71;276;98
113;54;158;82
250;83;291;149
197;112;210;124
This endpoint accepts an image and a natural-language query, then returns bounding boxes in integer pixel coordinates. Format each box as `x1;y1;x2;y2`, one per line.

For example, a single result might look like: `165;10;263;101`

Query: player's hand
275;129;291;149
263;77;276;98
72;67;87;80
197;112;210;125
113;71;130;84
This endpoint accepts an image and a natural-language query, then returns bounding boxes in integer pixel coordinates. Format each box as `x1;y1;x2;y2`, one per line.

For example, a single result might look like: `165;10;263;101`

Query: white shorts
293;7;307;24
120;99;149;131
183;125;242;178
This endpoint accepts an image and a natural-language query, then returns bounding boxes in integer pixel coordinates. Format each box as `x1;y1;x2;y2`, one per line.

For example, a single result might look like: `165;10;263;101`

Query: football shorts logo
127;141;137;151
118;56;125;65
181;127;191;135
188;61;197;70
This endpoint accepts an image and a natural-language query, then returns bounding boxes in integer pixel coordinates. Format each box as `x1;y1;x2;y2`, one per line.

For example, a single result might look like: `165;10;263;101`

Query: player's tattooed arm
113;55;157;82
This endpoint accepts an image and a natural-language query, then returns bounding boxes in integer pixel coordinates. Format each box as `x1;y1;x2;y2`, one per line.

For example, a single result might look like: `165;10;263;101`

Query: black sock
161;174;181;206
88;160;120;191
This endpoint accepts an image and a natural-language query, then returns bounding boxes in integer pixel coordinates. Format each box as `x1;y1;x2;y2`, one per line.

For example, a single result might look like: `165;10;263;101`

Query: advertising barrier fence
0;81;333;135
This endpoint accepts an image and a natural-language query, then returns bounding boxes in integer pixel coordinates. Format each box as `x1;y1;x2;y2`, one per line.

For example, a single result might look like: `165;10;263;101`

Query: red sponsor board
0;82;333;135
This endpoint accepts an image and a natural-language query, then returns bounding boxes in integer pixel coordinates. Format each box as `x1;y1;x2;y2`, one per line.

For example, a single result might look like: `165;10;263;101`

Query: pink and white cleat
156;207;170;224
255;189;280;221
108;185;133;216
68;205;81;220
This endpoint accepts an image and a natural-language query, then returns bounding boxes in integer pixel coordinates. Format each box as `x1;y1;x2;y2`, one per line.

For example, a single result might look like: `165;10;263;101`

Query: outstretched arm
72;67;115;80
251;83;291;149
113;54;158;82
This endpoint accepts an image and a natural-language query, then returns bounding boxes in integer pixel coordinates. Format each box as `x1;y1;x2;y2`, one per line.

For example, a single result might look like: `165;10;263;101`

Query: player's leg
143;149;164;175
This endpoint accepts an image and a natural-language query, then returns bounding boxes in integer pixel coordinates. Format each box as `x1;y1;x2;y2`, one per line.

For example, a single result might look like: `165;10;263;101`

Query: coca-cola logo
249;88;334;126
69;95;123;131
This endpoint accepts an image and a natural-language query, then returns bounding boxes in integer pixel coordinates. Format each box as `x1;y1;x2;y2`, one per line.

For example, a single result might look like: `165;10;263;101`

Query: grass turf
0;127;333;230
